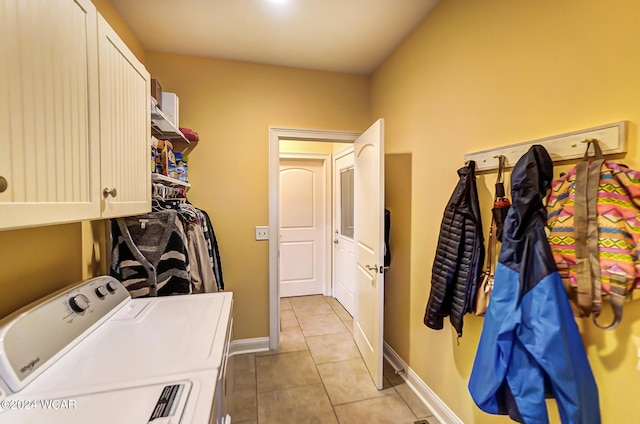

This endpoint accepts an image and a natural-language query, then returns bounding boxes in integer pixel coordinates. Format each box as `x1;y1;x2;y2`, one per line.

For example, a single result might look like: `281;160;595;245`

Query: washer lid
23;292;232;394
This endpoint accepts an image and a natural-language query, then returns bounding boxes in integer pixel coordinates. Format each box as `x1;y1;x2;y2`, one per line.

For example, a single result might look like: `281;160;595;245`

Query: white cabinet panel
0;0;151;230
0;0;101;230
97;15;151;218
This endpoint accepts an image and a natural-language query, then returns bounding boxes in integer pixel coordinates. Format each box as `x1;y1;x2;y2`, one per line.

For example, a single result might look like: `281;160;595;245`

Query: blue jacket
468;145;600;423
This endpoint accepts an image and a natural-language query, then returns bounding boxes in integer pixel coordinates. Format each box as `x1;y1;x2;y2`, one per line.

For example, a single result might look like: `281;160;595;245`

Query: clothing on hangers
197;209;225;291
111;209;191;298
113;187;226;296
187;222;217;293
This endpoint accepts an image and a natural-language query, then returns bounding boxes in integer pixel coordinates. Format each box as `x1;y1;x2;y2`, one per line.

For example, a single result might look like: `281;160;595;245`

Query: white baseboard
383;342;463;424
230;337;270;356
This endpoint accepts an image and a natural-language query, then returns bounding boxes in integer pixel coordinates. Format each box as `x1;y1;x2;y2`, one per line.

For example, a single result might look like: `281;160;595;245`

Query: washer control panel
0;276;130;393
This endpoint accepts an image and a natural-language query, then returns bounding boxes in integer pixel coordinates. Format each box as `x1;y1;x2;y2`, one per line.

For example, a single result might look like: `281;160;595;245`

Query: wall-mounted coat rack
464;121;627;172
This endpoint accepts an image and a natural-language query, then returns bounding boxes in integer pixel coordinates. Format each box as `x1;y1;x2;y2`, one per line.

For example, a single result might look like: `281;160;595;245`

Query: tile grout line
303;296;342;423
245;295;439;423
294;295;399;423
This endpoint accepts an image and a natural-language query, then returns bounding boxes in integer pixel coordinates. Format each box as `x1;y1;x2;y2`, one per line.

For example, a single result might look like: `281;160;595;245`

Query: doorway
269;121;386;388
268;127;359;351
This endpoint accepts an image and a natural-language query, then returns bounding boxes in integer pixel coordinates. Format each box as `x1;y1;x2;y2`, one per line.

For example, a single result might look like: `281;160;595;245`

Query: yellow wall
90;0;146;63
144;52;370;339
0;224;83;318
371;0;640;422
280;140;347;154
384;154;413;359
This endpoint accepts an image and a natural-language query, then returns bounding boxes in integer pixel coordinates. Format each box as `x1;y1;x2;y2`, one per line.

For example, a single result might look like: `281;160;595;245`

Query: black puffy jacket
424;161;484;337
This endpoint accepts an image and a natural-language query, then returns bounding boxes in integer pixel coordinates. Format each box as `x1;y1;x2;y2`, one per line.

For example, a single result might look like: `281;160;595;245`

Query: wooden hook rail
464;121;627;171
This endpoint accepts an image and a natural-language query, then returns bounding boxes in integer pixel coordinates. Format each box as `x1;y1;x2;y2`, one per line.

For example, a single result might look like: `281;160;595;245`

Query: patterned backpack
546;139;640;329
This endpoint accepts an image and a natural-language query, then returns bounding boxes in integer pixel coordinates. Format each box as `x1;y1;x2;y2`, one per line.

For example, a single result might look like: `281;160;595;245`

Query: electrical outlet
255;226;269;240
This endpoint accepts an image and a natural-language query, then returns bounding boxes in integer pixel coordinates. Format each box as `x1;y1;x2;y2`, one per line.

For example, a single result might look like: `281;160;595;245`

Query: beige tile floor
228;295;440;424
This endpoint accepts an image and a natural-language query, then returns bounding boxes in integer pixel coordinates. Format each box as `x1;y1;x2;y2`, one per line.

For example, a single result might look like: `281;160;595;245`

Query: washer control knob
69;294;91;313
95;286;109;298
106;281;119;293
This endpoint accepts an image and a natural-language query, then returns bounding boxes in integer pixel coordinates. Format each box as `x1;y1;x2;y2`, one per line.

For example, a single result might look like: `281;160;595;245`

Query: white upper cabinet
0;0;101;229
0;0;151;230
97;14;151;218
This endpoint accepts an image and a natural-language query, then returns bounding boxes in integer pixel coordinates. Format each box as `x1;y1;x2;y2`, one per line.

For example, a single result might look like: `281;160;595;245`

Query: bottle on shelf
175;152;188;183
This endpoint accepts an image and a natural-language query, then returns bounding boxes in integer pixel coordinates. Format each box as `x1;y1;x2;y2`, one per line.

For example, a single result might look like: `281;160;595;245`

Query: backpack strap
593;283;626;330
573;139;605;318
575;139;624;329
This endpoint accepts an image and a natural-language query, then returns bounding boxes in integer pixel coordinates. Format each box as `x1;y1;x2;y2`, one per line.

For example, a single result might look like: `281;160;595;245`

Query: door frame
279;152;332;297
269;126;359;350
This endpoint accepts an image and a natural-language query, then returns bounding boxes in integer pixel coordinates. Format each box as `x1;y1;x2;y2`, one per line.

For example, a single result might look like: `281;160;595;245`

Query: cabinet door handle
103;187;118;198
0;176;7;193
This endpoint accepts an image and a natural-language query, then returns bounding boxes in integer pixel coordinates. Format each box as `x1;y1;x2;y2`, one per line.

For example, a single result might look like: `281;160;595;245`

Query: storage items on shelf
152;138;189;184
154;139;178;179
151;78;162;109
180;127;199;142
161;92;179;127
175;152;189;183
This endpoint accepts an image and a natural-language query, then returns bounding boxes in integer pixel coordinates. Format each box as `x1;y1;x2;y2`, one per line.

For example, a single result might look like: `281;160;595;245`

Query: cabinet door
0;0;101;230
97;15;151;218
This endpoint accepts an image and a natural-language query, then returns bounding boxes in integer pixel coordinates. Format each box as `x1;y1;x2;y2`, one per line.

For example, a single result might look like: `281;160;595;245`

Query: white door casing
353;119;385;390
279;157;327;297
332;146;356;316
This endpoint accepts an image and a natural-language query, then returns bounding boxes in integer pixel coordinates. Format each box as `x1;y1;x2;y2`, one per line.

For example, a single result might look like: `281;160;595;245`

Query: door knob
103;187;118;198
0;176;7;193
334;240;339;244
365;264;378;271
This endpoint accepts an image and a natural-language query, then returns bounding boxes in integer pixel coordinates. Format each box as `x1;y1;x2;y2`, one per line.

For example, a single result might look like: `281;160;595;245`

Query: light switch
255;226;269;240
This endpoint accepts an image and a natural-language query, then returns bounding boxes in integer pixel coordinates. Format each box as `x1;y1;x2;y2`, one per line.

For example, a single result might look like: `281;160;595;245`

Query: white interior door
353;119;385;389
333;146;356;316
279;158;326;297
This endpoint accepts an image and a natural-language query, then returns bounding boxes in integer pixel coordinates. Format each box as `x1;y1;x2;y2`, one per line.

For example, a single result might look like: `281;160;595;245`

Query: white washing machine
0;276;233;423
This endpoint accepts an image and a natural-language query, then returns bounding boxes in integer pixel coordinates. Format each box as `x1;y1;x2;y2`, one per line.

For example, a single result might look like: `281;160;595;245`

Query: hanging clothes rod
464;121;627;171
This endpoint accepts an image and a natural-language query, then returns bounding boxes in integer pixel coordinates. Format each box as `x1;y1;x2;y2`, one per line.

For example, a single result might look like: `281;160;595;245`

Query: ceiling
111;0;440;75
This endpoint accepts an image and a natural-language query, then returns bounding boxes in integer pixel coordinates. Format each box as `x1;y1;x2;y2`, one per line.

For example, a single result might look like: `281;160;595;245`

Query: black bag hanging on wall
492;155;511;242
474;155;510;316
